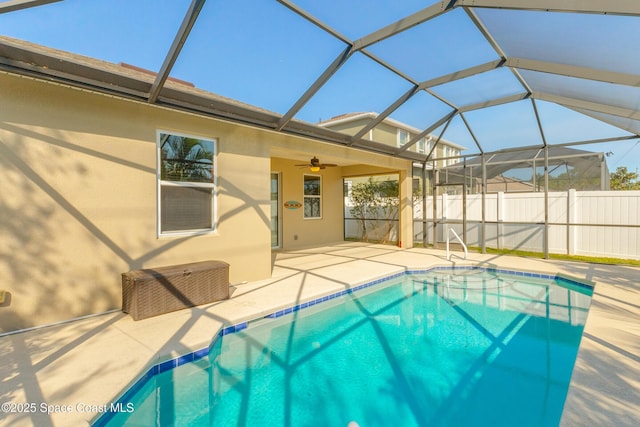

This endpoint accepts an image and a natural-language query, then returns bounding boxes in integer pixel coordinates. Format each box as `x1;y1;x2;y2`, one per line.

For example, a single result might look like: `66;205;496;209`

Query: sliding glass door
271;172;281;248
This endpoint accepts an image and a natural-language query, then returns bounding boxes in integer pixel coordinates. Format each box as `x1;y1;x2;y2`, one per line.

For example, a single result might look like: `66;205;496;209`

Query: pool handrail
446;226;468;261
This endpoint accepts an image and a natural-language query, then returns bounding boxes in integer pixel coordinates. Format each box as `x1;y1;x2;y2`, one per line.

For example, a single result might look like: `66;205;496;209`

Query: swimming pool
97;267;593;426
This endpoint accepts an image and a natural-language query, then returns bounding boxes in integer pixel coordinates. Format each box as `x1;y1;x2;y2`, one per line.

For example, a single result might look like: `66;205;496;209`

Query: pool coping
92;264;594;426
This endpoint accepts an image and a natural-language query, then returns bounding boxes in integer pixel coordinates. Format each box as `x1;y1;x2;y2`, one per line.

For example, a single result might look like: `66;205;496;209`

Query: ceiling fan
295;156;338;172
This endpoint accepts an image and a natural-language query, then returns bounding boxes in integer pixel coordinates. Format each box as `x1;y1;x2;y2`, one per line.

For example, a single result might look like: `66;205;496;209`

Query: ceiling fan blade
293;157;338;168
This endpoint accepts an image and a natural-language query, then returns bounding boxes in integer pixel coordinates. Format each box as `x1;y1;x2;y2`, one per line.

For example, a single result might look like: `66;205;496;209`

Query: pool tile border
92;266;593;426
93;321;252;426
264;271;406;319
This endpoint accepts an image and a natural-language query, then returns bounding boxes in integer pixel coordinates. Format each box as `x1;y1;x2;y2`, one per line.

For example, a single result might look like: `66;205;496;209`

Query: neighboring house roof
319;112;466;150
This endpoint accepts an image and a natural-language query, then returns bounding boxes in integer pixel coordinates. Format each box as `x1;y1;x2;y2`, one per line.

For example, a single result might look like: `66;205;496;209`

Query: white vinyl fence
414;190;640;260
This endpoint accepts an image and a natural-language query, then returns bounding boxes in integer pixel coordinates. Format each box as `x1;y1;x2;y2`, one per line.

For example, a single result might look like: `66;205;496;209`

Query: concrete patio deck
1;242;638;426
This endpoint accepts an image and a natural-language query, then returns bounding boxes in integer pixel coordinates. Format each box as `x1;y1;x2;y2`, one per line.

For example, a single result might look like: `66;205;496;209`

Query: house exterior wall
319;117;369;137
0;73;267;332
325;119;409;150
370;122;398;146
321;114;462;167
0;73;414;332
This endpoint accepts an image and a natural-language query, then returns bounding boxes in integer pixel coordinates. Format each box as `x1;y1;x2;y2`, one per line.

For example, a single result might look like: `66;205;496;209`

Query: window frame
397;129;409;148
424;136;434;155
451;147;459;164
417;136;433;155
156;130;217;237
303;174;322;220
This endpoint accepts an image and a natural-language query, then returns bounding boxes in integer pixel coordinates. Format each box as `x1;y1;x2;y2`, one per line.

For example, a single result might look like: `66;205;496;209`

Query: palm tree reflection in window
160;134;214;183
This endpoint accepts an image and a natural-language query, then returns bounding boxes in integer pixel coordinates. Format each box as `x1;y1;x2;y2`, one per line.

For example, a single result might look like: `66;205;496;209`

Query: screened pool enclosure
1;0;639;258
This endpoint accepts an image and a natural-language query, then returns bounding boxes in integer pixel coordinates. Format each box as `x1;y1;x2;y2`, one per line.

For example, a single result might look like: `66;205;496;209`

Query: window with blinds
158;132;216;235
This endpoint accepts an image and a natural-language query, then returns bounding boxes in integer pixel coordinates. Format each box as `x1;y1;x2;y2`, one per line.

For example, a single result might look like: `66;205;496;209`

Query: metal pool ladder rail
446;226;468;261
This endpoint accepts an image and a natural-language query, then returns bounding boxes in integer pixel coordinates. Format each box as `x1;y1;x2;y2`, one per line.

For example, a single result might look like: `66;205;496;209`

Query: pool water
104;268;592;427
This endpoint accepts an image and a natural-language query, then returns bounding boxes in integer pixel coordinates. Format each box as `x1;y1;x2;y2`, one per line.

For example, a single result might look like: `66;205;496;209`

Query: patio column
398;165;414;248
422;161;428;248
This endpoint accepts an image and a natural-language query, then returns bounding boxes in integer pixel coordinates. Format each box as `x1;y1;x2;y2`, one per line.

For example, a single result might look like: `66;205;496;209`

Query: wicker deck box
122;260;229;320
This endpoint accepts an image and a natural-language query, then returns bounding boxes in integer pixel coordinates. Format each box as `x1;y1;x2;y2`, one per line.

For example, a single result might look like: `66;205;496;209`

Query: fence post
497;191;504;250
432;162;438;248
442;192;448;220
481;154;486;253
442;192;448;245
567;189;577;255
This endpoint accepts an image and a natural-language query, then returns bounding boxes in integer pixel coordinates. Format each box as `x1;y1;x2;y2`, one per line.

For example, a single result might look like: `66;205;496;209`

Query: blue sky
1;0;638;174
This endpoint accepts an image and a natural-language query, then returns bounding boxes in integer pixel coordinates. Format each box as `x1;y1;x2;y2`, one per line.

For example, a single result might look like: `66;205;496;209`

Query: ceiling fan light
310;166;321;172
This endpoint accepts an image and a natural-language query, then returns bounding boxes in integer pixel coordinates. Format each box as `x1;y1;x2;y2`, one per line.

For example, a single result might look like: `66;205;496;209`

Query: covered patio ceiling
1;0;639;167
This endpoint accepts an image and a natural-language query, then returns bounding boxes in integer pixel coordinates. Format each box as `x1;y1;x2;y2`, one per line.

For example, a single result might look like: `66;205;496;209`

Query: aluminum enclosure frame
1;0;639;258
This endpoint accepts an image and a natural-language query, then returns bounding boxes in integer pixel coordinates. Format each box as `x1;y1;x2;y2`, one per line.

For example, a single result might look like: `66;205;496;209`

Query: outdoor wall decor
284;200;302;210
